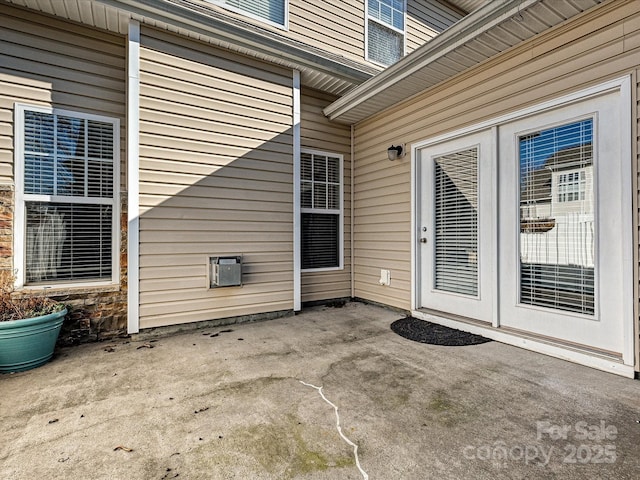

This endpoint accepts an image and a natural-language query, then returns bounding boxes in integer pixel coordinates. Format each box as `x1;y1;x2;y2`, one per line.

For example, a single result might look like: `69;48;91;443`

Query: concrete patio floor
1;301;639;479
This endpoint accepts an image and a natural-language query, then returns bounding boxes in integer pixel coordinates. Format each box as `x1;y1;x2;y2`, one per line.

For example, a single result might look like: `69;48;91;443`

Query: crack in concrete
299;380;368;480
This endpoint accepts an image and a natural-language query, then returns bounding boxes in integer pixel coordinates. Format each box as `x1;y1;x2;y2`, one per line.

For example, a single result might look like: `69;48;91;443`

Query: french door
417;82;630;356
418;129;494;322
498;90;627;354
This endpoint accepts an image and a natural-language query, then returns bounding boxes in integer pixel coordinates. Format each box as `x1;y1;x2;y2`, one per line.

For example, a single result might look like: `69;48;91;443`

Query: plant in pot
0;271;67;373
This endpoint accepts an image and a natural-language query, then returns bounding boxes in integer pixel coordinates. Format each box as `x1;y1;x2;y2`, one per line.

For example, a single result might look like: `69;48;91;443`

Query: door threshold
412;309;635;378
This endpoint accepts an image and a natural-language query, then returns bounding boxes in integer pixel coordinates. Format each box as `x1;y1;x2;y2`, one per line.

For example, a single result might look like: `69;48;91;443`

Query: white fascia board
96;0;376;83
412;310;636;378
323;0;542;122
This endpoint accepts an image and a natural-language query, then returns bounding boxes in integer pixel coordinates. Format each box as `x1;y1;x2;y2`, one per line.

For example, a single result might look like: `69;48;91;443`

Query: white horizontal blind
25;203;113;282
301;151;341;270
518;119;594;315
222;0;285;26
20;107;117;284
433;147;479;296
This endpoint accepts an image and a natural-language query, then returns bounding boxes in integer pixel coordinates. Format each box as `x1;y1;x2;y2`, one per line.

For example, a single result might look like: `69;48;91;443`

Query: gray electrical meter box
210;256;242;288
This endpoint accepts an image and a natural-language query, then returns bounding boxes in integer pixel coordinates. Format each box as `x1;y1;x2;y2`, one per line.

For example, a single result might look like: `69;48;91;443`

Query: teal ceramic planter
0;309;67;373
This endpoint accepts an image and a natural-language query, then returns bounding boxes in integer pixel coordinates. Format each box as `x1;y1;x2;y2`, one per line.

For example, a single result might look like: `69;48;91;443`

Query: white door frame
410;76;634;377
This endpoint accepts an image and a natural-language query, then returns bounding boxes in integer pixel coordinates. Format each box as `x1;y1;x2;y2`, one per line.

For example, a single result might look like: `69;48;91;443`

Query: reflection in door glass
519;119;594;315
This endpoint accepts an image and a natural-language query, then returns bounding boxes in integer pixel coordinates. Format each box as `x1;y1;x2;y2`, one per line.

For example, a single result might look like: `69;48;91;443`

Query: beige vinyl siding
174;0;368;65
288;0;365;64
290;0;463;63
352;0;640;311
170;1;463;68
406;1;464;53
138;27;294;329
0;3;126;185
300;88;352;303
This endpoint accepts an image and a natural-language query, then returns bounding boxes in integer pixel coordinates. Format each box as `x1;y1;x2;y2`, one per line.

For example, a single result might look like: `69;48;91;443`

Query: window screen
433;147;479;296
19;107;117;285
519;119;594;314
300;151;342;270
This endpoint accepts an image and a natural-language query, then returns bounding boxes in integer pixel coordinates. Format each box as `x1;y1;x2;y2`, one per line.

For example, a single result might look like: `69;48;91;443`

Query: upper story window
367;0;405;66
14;105;119;287
212;0;287;28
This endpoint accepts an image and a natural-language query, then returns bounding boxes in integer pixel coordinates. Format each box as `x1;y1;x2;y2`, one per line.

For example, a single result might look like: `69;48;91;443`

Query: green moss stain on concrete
429;389;453;412
426;389;462;427
237;415;355;478
192;413;355;478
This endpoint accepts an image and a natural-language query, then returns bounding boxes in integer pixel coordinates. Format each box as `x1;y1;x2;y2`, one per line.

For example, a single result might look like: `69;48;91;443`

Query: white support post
127;19;141;334
293;70;301;312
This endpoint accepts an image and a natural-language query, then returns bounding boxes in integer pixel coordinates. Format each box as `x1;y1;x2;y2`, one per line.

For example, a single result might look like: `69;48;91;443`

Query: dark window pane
24;111;54;154
302;213;339;269
57;116;85;157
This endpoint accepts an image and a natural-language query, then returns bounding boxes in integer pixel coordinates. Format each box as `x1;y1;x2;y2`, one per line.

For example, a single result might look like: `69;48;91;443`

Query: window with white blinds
518;119;594;314
16;105;118;285
433;147;479;296
367;0;405;66
215;0;286;27
300;151;342;271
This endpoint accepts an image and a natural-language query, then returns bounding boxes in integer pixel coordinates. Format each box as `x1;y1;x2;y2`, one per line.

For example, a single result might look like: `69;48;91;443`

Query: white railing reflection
521;213;594;268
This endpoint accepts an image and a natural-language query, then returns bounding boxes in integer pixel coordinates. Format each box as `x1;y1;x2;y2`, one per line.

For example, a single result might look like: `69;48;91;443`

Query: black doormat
391;317;492;346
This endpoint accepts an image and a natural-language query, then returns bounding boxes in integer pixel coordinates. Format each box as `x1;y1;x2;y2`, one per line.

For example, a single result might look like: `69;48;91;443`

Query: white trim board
293;69;301;311
411;310;635;378
127;19;141;334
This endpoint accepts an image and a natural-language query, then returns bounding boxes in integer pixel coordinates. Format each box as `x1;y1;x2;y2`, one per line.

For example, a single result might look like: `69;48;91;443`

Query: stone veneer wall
0;185;129;345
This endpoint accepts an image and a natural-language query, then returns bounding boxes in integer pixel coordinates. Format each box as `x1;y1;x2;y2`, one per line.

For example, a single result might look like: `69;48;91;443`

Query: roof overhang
324;0;604;124
4;0;379;95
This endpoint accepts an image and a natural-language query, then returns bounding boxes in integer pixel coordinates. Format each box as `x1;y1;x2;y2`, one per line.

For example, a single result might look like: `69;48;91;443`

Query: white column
127;19;141;333
293;70;301;311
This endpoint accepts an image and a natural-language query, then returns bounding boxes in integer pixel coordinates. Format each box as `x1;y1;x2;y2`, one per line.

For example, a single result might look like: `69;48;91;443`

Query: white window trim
208;0;289;30
365;0;407;67
13;103;120;290
300;148;344;273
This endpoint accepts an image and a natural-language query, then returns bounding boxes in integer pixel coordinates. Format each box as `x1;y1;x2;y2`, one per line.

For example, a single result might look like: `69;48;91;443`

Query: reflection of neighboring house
520;145;594;268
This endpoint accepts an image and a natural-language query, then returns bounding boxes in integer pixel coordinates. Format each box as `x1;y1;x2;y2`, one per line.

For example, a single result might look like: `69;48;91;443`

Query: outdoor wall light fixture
387;144;404;161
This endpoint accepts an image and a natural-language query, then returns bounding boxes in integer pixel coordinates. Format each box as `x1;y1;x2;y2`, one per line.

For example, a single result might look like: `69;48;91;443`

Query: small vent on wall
209;256;242;288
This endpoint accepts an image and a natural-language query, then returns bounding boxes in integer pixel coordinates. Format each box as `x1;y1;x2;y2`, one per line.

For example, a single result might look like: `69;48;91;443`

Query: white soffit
4;0;379;96
324;0;605;124
445;0;489;14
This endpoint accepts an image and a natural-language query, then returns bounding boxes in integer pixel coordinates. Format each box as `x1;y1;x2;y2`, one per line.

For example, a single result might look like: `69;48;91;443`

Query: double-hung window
14;105;119;287
367;0;405;66
211;0;287;28
300;150;343;271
